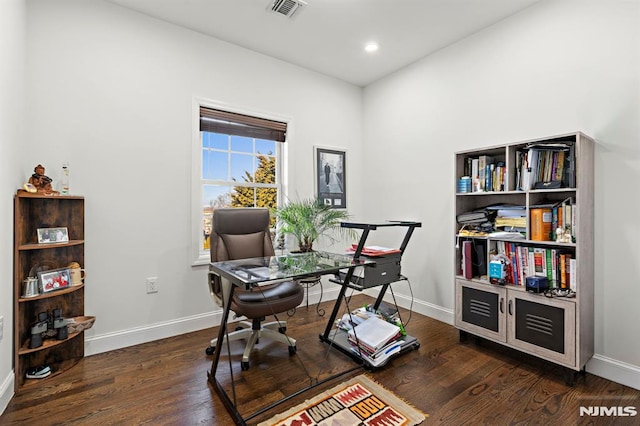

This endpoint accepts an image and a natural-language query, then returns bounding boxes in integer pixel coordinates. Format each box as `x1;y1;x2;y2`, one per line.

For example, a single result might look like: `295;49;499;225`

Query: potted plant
273;197;356;252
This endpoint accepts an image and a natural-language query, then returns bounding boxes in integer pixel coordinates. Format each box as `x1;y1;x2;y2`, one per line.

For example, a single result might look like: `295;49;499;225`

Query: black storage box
339;253;402;289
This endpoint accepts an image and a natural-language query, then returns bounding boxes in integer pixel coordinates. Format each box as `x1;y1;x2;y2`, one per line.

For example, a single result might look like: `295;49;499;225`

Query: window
194;104;287;262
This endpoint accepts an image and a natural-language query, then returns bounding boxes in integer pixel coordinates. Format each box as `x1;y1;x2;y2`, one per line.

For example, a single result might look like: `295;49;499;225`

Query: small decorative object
67;262;86;285
23;183;37;193
22;277;40;298
556;226;573;243
37;268;71;293
37;227;69;244
27;164;59;195
61;162;70;195
65;316;96;334
563;229;573;243
314;146;346;209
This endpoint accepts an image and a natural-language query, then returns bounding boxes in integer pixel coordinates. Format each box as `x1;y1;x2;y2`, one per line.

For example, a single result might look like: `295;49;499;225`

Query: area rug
258;374;427;426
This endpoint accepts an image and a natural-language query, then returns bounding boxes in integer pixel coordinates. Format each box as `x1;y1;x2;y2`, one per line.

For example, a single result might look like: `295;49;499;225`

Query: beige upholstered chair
206;208;304;370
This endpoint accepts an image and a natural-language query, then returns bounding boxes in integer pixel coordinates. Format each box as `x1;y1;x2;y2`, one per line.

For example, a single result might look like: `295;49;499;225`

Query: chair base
207;319;297;369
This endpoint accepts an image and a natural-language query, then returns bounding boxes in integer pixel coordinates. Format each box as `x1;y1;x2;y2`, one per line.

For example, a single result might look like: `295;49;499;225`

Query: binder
462;240;472;279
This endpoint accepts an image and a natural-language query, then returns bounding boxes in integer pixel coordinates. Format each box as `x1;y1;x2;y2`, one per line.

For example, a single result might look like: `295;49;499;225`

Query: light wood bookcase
453;132;594;385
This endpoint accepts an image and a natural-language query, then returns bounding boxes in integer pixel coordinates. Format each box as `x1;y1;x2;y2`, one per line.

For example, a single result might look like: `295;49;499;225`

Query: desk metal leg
320;276;351;341
208;284;248;425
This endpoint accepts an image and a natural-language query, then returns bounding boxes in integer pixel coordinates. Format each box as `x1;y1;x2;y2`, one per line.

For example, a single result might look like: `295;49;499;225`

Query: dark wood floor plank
2;294;639;425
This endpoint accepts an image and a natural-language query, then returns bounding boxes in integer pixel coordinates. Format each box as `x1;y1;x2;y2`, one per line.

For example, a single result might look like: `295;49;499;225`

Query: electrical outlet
146;277;158;294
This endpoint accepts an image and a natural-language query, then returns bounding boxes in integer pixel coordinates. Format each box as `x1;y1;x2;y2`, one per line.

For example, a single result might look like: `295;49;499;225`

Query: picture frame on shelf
38;268;71;293
314;146;346;209
37;227;69;244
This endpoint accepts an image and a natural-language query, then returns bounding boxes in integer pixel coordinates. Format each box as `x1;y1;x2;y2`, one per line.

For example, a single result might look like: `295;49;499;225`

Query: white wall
363;0;640;389
23;0;364;352
3;0;638;414
0;0;26;411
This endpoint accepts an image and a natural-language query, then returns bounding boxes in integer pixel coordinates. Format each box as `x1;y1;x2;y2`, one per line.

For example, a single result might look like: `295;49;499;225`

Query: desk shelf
320;220;422;369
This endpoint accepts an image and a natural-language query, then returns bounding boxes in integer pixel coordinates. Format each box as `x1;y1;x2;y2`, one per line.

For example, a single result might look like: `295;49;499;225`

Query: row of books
463;155;506;193
515;143;576;190
494;241;576;289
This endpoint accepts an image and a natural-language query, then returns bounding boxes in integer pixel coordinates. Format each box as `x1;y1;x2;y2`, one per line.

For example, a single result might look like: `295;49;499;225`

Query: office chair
206;208;304;370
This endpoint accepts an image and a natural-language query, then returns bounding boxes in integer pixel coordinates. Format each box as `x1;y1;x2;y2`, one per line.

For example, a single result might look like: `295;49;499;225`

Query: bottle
61;162;70;195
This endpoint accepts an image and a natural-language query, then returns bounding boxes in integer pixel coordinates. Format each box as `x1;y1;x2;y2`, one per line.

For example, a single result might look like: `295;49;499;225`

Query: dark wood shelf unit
13;192;87;391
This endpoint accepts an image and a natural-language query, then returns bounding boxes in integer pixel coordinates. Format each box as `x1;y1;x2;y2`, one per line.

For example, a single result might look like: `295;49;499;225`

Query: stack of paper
347;316;401;355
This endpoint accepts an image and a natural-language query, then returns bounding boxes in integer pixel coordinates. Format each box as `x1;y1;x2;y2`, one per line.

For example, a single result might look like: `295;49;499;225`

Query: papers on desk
232;266;270;280
347;244;401;257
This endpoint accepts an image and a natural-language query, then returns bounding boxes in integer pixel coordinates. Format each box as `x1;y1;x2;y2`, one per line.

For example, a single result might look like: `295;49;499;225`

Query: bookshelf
454;132;594;385
13;192;87;390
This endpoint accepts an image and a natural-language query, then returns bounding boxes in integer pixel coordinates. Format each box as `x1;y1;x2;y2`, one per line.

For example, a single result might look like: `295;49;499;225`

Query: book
564;253;572;289
478;155;493;191
351;339;404;367
472;240;487;278
462;240;472;279
530;208;552;241
551;248;558;288
347;316;401;353
569;258;577;290
545;249;553;284
533;248;546;277
471;158;479;192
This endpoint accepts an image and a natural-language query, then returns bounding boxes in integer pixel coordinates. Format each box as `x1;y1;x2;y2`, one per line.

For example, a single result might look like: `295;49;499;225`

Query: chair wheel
241;361;250;371
279;326;287;334
288;345;297;355
205;346;215;356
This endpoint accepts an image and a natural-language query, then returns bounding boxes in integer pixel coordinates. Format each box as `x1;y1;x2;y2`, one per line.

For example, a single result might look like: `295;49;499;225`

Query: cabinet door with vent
507;291;576;367
455;280;507;343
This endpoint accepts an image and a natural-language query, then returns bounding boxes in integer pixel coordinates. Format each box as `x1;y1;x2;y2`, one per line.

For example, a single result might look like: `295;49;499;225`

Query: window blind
199;107;287;142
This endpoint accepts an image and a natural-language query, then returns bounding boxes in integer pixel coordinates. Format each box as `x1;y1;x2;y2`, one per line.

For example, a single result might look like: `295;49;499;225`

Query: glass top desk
208;251;374;425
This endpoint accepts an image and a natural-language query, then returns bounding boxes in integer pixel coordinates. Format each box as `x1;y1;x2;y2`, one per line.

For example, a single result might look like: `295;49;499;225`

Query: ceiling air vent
269;0;307;18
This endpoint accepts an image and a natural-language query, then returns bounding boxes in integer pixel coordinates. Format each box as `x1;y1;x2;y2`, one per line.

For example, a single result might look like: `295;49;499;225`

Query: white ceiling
106;0;542;87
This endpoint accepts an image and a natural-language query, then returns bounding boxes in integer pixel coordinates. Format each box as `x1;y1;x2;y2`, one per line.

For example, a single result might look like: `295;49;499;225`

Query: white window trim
191;97;291;266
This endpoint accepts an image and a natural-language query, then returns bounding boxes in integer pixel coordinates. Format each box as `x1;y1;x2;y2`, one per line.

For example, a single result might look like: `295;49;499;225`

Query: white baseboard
85;311;220;356
587;354;640;391
0;371;14;417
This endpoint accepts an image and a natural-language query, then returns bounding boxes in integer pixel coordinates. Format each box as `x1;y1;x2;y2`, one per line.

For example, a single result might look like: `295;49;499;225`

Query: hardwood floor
2;294;638;425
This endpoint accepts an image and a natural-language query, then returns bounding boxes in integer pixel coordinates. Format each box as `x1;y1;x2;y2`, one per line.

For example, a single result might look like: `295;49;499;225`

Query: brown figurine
28;164;58;195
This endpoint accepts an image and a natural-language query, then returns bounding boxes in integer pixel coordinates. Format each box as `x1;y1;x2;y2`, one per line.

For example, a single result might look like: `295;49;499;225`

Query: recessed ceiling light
364;42;379;53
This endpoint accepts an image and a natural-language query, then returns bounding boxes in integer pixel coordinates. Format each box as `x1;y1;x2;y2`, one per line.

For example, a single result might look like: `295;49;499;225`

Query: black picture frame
315;146;346;209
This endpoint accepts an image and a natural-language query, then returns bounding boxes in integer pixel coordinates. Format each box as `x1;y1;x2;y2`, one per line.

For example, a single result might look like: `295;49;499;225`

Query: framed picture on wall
315;146;346;209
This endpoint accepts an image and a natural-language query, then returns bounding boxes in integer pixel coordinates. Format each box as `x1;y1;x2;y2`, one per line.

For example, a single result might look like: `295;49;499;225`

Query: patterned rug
258;374;427;426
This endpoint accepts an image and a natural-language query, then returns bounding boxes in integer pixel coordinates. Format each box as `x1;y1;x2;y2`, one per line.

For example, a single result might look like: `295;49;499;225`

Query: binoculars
29;308;68;349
